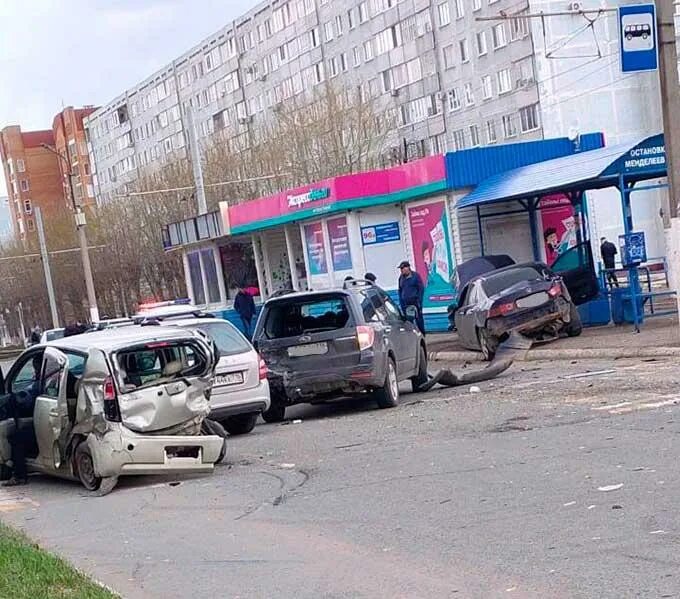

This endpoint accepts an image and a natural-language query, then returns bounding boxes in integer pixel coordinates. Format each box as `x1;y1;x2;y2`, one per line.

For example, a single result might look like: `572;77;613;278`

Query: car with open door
0;327;224;493
454;262;584;360
252;280;428;422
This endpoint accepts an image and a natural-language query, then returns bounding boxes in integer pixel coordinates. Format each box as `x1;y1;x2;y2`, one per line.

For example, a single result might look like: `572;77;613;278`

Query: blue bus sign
618;4;658;73
619;231;647;267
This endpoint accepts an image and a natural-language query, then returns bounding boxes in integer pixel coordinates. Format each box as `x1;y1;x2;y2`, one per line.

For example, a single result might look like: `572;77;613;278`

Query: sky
0;0;261;196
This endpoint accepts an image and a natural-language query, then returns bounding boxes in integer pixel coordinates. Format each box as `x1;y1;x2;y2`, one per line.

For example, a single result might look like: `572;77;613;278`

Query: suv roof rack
342;279;374;290
269;288;297;299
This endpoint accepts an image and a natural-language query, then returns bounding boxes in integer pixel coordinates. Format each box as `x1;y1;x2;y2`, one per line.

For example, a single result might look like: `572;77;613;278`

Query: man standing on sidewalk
600;237;619;288
398;260;426;334
234;287;256;339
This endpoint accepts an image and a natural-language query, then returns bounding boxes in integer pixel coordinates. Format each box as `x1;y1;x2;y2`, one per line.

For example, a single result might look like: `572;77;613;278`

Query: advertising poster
327;216;353;271
539;194;575;266
360;222;401;246
407;200;456;308
304;222;328;275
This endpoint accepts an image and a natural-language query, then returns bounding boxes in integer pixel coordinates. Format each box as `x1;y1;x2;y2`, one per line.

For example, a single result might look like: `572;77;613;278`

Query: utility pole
185;106;207;215
659;0;680;218
41;143;100;323
34;207;59;329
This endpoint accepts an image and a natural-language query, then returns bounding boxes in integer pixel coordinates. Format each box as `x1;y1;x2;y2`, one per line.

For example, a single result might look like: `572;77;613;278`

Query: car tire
262;401;286;424
477;328;498;362
566;303;583;337
411;346;429;393
74;443;103;492
202;418;228;464
375;358;399;409
223;413;258;436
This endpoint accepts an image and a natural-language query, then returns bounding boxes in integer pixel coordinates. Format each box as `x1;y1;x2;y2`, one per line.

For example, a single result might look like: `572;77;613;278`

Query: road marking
608;397;680;415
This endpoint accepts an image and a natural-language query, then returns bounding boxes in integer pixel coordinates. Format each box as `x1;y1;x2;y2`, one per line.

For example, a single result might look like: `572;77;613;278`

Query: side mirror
404;306;418;323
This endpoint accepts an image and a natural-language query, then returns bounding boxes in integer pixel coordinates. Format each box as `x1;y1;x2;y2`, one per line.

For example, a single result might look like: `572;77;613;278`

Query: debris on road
470;386;481;394
598;484;624;492
563;369;616;380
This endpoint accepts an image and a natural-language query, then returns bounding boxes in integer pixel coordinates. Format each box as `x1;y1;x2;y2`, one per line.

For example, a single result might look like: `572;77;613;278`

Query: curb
430;346;680;363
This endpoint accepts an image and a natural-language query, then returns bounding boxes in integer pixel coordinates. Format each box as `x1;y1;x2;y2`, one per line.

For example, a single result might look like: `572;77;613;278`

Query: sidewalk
428;314;680;362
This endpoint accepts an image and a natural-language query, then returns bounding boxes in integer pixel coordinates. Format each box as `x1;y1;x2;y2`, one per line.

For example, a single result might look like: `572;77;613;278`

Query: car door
382;294;419;376
551;241;599;305
362;288;407;376
32;347;70;470
455;283;480;349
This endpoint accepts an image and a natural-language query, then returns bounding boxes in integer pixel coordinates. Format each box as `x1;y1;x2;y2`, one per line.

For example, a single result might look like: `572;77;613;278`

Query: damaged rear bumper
88;425;224;478
487;299;571;338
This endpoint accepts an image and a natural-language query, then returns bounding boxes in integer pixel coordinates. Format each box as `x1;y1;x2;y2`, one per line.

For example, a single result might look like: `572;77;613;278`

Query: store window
201;248;221;304
187;251;205;305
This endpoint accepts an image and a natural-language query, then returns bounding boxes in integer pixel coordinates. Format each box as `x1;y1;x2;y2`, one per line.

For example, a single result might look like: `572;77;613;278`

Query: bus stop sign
619;3;658;73
619;231;647;267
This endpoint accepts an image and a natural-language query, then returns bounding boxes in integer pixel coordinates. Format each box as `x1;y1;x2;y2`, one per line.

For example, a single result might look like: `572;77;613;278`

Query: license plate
288;342;328;357
215;372;244;386
516;292;549;309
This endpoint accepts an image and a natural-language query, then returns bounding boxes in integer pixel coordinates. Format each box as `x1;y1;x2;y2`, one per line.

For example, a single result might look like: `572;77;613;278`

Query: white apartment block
85;0;542;202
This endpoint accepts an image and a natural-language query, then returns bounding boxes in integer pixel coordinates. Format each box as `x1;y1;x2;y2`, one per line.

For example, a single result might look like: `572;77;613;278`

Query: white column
284;225;299;290
251;235;267;300
346;212;366;277
199;246;210;308
260;233;275;294
182;250;195;304
212;244;227;306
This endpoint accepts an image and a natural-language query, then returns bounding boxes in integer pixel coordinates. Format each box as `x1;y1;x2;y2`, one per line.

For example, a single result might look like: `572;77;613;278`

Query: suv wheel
223;413;258;436
262;401;286;423
411;346;429;392
375;358;399;409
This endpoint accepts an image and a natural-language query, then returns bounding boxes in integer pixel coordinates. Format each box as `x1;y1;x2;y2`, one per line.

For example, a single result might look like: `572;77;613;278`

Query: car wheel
223;413;258;436
410;346;429;392
477;328;498;361
262;401;286;423
626;34;632;40
375;358;399;409
74;444;102;492
566;303;583;337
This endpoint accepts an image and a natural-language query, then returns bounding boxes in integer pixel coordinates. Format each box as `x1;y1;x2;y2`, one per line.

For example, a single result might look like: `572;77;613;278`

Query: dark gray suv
253;282;428;422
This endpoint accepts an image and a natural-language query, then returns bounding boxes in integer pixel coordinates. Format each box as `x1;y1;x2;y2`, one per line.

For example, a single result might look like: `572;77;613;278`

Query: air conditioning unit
238;116;252;125
390;89;400;97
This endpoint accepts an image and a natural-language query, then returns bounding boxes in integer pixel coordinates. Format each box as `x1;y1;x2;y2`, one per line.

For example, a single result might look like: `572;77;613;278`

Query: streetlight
41;143;100;323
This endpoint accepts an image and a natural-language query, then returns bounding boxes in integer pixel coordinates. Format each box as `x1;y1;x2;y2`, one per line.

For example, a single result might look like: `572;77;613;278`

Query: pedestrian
364;272;377;284
397;260;426;333
234;286;256;339
29;325;41;346
600;237;619;288
2;354;42;486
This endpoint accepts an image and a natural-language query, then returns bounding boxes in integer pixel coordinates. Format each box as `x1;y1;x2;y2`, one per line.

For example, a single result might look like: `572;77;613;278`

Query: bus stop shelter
457;133;668;330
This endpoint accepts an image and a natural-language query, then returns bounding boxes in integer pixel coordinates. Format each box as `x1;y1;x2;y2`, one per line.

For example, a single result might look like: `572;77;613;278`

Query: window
363;39;374;61
486;119;498;143
437;2;451;26
516;57;536;86
430;133;447;154
482;75;493;99
455;0;464;18
324;21;334;42
23;199;32;214
470;125;480;147
374;25;401;56
477;31;488;56
473;0;482;10
459;39;469;62
190;322;251;357
348;8;357;28
20;179;29;192
314;62;325;83
310;27;320;48
520;104;540;132
335;15;343;36
17;159;25;173
359;1;369;23
26;218;35;232
497;68;512;94
464;82;474;106
340;53;348;72
502;114;518;138
510;14;530;40
9;352;42;394
443;44;456;69
492;23;507;48
328;56;339;77
353;46;362;66
447;88;461;111
452;129;466;151
84;163;90;175
263;296;353;339
205;47;221;71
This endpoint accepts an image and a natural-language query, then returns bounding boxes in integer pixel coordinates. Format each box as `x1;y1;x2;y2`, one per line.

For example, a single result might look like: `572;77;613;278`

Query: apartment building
0;127;61;239
85;0;541;203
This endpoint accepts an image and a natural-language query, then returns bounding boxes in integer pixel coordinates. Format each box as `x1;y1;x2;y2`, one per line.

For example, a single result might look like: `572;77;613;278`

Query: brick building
0;106;97;241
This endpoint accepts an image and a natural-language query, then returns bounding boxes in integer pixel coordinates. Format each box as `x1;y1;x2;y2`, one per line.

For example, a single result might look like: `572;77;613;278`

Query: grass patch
0;521;119;599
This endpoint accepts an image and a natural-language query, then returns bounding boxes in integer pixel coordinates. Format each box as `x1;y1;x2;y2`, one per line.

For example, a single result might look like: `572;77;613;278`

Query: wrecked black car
453;262;582;360
253;282;428;422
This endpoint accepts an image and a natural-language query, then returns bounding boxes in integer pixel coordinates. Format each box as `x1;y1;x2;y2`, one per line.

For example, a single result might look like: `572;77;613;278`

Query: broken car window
264;295;353;339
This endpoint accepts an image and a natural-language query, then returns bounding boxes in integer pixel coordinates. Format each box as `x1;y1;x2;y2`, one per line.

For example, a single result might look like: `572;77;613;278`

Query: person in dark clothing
234;287;256;339
3;354;42;487
600;237;619;288
398;260;426;334
364;272;377;284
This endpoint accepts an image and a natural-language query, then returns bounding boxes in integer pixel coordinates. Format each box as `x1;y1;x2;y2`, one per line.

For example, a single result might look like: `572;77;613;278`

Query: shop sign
287;187;331;208
327;216;352;271
360;222;401;246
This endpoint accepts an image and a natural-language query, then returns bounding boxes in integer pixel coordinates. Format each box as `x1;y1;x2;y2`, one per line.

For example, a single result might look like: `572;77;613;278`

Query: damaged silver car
0;327;225;493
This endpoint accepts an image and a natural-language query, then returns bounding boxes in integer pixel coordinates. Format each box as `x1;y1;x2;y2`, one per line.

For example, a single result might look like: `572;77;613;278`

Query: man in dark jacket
398;261;426;333
600;237;619;288
234;287;256;339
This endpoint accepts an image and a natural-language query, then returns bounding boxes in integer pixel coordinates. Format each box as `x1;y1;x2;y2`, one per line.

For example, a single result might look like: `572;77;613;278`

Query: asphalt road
2;356;680;599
